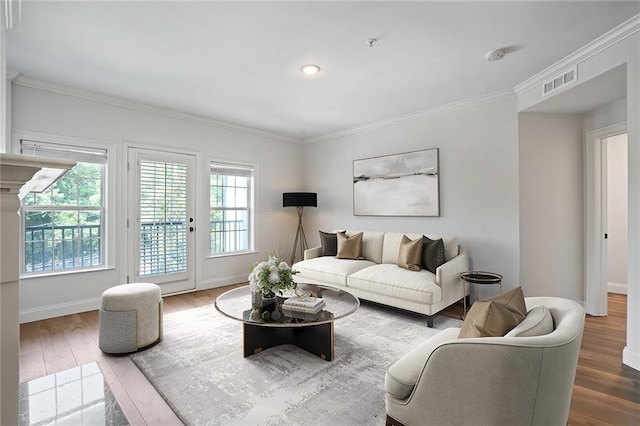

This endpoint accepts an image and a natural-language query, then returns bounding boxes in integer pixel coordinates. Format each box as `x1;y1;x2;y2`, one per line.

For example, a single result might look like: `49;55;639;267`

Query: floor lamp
283;192;317;265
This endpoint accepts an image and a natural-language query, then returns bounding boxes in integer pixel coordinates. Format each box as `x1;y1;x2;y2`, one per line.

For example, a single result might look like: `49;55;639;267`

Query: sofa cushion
336;232;363;259
347;264;441;304
293;257;376;287
319;231;339;256
505;305;554;337
425;234;458;262
382;232;458;264
385;328;460;400
458;287;527;338
342;230;385;263
422;236;445;273
398;235;423;271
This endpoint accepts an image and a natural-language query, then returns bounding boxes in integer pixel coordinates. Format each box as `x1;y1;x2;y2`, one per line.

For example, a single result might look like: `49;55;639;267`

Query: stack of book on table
282;296;326;315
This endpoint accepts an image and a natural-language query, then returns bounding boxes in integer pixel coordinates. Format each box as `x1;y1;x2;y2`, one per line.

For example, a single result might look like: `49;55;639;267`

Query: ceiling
6;1;639;141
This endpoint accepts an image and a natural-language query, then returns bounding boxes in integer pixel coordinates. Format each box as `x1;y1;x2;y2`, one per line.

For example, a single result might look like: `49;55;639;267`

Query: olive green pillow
459;287;527;338
336;232;363;259
422;236;445;273
397;235;423;271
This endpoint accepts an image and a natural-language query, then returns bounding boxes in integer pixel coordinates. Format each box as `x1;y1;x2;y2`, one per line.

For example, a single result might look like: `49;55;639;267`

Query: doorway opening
584;124;627;316
604;133;628;301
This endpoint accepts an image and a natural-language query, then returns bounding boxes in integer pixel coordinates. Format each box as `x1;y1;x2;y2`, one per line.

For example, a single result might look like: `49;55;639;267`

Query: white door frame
127;147;197;294
584;122;626;316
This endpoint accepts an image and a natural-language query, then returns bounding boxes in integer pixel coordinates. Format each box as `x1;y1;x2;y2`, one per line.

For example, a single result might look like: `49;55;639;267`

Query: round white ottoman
99;283;163;354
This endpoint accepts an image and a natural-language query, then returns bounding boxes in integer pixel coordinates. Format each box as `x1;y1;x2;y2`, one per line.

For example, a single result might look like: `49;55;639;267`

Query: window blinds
210;162;253;177
21;140;108;164
138;159;188;276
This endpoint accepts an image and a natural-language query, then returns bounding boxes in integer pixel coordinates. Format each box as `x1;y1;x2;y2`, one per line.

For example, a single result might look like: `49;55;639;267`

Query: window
210;162;253;255
139;159;188;276
21;140;107;274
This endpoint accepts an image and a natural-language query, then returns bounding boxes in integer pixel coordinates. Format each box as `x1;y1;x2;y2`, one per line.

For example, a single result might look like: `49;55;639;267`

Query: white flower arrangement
248;255;298;297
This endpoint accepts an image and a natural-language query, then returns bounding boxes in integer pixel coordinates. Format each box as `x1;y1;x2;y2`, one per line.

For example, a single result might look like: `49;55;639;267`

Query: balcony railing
24;224;101;272
25;218;249;272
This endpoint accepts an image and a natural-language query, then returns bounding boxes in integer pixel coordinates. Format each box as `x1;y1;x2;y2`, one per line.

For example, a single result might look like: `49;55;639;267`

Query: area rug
130;301;462;426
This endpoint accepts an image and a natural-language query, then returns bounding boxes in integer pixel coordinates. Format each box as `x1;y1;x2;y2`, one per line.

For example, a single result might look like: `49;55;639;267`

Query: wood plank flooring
20;288;640;425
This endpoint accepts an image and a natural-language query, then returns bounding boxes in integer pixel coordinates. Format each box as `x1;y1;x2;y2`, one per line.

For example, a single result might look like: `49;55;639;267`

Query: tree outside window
21;141;106;274
210;163;253;255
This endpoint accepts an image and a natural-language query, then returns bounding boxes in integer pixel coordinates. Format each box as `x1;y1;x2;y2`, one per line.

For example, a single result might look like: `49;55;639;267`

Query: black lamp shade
283;192;317;207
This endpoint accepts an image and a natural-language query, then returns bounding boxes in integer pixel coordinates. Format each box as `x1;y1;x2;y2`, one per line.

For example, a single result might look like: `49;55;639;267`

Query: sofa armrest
385;328;461;399
304;246;322;260
435;245;469;287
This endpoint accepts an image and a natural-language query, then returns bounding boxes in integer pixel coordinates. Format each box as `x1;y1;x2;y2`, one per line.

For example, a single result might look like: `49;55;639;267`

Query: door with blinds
128;148;195;294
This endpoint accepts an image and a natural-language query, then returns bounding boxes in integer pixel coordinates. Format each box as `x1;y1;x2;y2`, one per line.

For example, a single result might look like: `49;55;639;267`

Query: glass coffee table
215;283;359;361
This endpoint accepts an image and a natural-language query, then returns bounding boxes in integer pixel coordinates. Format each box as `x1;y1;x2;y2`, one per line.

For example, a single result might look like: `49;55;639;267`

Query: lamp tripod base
290;206;308;265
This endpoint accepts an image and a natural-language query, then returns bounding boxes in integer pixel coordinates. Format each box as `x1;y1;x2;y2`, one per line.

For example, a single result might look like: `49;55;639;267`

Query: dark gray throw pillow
319;231;338;256
422;236;445;273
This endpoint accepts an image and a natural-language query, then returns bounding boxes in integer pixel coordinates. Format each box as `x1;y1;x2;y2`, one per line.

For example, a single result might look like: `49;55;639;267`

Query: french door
128;148;196;294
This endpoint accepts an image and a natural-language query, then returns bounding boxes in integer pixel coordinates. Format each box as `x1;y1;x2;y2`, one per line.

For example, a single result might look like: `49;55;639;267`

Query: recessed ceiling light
300;64;321;75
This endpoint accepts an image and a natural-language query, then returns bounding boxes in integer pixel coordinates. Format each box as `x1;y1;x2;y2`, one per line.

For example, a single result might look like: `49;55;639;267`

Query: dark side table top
460;271;503;284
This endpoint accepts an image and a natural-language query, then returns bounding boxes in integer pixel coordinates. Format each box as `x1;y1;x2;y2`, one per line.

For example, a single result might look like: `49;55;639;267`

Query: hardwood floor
20;289;640;425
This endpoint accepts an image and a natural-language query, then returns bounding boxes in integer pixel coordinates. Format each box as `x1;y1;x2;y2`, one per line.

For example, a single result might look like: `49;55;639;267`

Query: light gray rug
130;302;462;426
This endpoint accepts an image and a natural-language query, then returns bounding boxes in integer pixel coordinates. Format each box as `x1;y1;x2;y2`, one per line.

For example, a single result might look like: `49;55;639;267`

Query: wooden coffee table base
243;322;334;361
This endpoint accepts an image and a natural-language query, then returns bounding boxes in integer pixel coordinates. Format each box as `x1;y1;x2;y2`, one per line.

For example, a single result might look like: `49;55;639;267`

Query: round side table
460;271;503;318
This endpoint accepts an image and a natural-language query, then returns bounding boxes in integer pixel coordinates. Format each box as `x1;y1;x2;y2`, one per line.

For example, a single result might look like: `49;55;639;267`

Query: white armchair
385;297;586;426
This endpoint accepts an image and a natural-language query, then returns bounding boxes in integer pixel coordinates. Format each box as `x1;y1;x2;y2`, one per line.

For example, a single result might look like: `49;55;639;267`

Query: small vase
259;293;276;314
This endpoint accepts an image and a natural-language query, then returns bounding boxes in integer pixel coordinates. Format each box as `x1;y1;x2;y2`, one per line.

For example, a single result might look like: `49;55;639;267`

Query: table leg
462;281;467;319
243;322;334;361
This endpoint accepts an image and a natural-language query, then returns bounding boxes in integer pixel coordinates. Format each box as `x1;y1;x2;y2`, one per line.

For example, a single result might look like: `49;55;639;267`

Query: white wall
302;96;520;297
607;133;628;291
518;113;584;301
1;20;6;153
577;33;639;371
517;29;639;371
11;83;303;322
583;98;627;133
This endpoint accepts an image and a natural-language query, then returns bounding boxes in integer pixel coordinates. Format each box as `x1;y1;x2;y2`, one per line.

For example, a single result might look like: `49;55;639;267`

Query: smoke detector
486;49;505;62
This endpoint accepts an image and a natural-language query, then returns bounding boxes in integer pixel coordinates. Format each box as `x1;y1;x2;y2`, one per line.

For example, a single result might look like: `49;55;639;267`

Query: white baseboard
608;282;628;295
623;346;640;372
20;276;247;323
20;297;102;324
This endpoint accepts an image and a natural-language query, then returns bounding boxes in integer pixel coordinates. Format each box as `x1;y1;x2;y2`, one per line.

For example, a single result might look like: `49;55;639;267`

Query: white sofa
293;231;469;327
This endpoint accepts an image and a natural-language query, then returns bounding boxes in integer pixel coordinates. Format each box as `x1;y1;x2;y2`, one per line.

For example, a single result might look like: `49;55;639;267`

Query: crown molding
11;75;301;144
303;89;516;144
514;13;640;96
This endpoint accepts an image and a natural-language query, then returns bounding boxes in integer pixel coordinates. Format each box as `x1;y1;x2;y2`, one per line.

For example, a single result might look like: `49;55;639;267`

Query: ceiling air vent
542;66;578;96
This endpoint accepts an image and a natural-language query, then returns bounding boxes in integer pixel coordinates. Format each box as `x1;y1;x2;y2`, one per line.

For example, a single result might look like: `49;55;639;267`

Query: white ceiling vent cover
543;67;578;95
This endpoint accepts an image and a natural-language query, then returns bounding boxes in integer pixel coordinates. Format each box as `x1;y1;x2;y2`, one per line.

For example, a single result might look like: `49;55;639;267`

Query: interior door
128;148;196;294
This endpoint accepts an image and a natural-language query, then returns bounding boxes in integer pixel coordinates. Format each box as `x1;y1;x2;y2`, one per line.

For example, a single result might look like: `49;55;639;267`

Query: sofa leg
426;315;434;328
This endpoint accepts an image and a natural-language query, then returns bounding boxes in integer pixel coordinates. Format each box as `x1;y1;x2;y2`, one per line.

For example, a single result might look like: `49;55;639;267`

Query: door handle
190;226;195;232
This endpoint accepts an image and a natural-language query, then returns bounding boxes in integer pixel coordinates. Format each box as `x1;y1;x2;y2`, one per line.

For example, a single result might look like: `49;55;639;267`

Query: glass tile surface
19;362;128;426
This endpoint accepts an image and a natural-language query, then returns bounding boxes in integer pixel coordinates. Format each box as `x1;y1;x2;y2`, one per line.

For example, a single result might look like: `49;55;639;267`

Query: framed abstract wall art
353;148;439;216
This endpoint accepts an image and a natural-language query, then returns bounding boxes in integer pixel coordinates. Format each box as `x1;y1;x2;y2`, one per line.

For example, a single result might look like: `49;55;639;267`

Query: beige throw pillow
397;235;423;271
336;232;363;259
458;287;527;338
505;305;554;337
